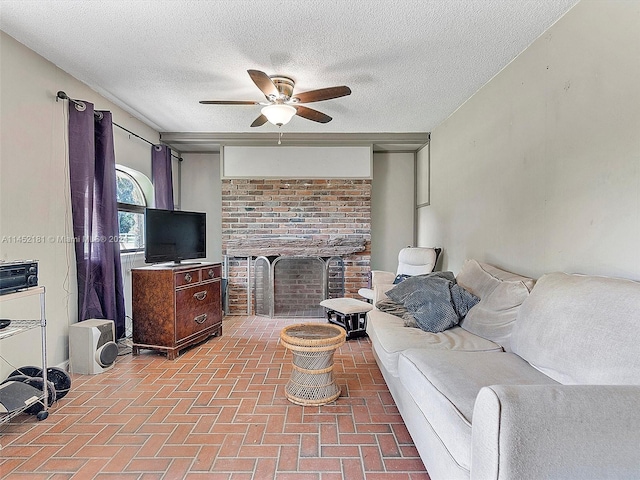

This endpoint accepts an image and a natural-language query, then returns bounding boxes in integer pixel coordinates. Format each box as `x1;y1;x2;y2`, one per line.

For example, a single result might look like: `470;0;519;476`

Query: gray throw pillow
450;283;480;318
385;271;455;303
386;272;479;333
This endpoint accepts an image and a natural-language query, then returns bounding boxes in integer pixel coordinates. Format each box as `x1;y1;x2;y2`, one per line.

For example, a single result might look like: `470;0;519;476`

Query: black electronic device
0;319;10;329
144;209;206;264
0;380;42;414
0;260;38;295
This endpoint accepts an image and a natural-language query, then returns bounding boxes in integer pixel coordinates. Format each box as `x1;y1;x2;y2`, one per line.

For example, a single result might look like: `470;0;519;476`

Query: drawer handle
208;269;215;278
193;291;208;301
184;273;193;283
194;313;208;324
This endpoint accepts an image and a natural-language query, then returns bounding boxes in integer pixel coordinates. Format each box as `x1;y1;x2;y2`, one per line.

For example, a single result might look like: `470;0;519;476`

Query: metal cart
0;286;49;423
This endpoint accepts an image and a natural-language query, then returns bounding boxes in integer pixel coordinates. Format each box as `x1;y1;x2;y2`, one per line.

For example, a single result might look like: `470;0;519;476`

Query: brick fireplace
222;178;371;316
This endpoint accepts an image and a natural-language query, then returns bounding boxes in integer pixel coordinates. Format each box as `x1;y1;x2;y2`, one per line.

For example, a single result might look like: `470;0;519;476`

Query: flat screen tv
144;208;206;264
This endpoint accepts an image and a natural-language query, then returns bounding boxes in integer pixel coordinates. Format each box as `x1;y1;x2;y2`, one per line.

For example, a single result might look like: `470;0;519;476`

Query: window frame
115;165;153;254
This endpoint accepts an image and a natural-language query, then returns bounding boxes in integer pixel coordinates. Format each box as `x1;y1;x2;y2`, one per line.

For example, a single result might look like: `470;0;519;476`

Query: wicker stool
320;298;374;339
279;323;346;406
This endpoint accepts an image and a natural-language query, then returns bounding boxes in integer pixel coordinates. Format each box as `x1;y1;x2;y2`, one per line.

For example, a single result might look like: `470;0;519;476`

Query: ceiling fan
200;69;351;127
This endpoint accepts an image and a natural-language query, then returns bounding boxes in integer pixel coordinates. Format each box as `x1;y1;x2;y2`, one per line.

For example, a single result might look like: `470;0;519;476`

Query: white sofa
366;259;640;480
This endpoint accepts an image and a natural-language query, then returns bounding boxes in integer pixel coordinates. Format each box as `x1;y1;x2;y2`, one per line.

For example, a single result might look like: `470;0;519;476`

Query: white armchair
358;247;441;301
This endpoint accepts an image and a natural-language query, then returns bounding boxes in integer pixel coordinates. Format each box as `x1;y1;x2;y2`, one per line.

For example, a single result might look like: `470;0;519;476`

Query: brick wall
222;179;371;315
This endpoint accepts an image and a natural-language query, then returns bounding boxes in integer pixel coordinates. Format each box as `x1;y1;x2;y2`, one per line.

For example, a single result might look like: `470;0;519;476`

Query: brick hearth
222;179;371;315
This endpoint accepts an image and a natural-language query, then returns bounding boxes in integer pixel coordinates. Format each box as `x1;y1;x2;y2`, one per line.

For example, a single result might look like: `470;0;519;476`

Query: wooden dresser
132;262;222;359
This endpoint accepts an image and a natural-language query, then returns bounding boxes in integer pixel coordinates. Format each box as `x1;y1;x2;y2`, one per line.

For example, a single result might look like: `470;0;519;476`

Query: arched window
116;166;152;252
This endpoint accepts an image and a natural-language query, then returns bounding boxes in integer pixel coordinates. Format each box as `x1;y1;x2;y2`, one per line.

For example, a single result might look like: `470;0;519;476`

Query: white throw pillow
457;260;535;352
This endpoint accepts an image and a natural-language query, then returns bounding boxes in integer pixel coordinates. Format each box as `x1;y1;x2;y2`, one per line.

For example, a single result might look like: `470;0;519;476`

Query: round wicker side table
280;323;346;406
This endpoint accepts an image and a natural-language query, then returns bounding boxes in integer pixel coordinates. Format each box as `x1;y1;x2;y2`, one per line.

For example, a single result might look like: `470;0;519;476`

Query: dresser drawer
174;268;201;288
176;281;219;311
201;264;221;281
176;306;219;342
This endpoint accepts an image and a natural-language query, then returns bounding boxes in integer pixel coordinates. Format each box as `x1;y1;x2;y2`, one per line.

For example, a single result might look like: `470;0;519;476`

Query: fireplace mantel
225;237;366;257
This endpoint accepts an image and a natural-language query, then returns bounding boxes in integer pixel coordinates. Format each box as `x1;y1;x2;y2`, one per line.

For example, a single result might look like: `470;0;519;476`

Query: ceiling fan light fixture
261;104;296;126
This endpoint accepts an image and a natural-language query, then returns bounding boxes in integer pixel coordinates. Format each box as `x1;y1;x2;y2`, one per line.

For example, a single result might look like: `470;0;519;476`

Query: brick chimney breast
222;178;371;315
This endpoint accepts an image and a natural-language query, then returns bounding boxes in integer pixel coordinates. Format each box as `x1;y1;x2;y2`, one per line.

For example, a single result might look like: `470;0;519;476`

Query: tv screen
144;208;206;264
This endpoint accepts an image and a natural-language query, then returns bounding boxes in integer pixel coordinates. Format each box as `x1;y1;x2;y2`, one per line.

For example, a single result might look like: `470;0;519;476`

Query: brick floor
0;315;430;479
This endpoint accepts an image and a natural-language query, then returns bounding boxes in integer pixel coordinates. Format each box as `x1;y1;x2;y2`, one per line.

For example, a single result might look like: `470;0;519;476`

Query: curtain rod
56;91;182;161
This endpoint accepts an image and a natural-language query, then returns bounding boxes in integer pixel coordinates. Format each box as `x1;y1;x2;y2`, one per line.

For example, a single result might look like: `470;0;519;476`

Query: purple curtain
68;101;126;339
151;144;174;210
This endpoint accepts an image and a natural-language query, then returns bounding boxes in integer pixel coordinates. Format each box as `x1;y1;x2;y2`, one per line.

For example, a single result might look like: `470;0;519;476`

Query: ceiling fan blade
248;69;279;98
295;106;332;123
250;114;268;127
293;86;351;104
199;100;259;105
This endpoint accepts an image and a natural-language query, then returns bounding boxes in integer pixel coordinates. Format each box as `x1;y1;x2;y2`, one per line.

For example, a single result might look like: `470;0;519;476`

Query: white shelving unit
0;286;49;423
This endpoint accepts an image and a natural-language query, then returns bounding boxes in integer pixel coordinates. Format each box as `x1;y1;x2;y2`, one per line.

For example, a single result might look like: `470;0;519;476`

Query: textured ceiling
0;0;578;136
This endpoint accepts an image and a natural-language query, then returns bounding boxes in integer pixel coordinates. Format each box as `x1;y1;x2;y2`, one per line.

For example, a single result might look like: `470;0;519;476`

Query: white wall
371;152;415;272
180;153;223;263
222;146;372;179
418;0;640;281
0;31;161;375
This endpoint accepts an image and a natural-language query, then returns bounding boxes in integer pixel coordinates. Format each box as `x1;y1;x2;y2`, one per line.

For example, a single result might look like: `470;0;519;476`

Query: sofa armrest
471;384;640;480
371;270;396;287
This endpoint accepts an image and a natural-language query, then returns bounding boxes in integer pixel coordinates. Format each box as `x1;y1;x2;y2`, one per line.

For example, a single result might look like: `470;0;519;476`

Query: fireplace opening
253;256;344;318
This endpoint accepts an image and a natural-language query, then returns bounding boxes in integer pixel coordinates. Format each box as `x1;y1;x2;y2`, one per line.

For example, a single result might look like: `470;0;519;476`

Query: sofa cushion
366;310;502;377
397;349;559;470
511;272;640;385
457;259;535;352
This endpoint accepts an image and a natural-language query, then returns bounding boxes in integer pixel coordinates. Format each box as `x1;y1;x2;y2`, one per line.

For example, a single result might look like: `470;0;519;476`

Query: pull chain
278;130;283;145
